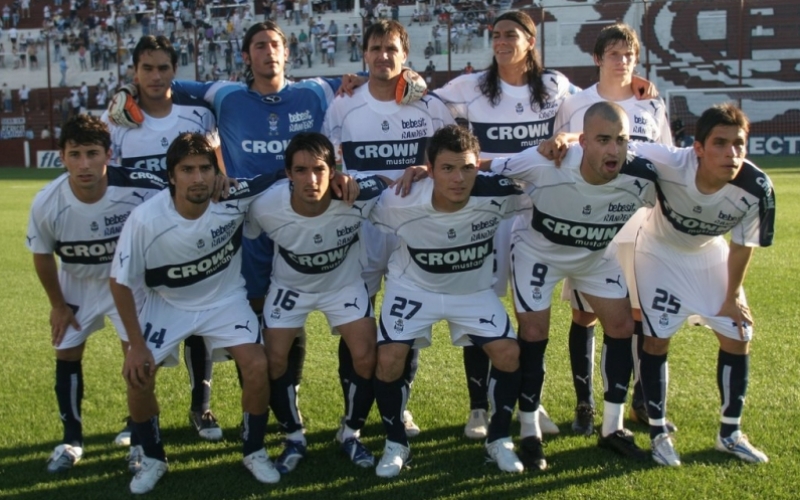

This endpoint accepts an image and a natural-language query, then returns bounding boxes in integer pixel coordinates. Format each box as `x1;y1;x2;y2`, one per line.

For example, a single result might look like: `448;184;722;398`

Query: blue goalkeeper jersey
171;78;340;182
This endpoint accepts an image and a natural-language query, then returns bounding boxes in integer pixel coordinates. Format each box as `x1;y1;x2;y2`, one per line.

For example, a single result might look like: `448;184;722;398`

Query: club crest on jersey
582;205;591;215
197;239;205;249
381;120;390;133
270;308;281;320
515;103;524;115
393;318;404;333
313;234;323;245
447;228;457;240
693;206;702;214
161;137;169;148
658;313;669;329
532;287;542;302
269;113;279;135
90;221;99;232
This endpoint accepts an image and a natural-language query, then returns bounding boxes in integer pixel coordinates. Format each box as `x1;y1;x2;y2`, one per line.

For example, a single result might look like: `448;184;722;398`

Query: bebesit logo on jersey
408;239;493;274
145;225;244;288
278;234;359;274
401;117;428;139
289;110;314;133
56;236;118;265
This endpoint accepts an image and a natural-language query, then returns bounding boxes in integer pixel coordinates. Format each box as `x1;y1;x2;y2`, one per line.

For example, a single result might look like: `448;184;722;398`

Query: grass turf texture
1;160;798;499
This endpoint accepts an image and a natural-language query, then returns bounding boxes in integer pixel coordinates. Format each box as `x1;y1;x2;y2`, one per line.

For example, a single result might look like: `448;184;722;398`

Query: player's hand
631;75;659;100
123;343;156;389
108;83;145;128
331;170;359;205
392;165;429;196
50;304;80;347
211;174;239;202
337;74;368;97
396;69;427;105
537;134;570;166
716;294;754;340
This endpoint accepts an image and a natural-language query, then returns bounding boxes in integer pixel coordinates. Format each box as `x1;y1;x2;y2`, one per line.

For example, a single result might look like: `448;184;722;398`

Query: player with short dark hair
110;133;278;494
247;132;390;473
630;104;774;466
28;115;167;474
103;34;224;451
369;124;529;477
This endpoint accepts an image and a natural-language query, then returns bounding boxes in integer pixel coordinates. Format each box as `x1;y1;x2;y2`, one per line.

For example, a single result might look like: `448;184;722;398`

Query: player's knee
718;335;749;355
642;336;670;355
603;314;634;339
375;346;406;382
486;340;519;372
517;320;548;342
571;309;598;327
266;353;287;380
351;351;376;379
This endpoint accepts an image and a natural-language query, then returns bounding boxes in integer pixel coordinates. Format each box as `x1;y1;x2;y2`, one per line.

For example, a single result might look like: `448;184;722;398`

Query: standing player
103;35;224;447
369;125;528;477
27;115;167;473
488;102;658;468
110;133;278;494
433;10;574;439
247;132;389;472
630;104;774;466
322;19;455;439
543;23;673;434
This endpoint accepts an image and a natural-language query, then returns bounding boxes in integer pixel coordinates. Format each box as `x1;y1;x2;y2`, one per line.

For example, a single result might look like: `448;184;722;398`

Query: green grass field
1;160;799;499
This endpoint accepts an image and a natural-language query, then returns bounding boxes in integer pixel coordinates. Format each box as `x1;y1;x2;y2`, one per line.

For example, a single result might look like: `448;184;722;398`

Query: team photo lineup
26;11;777;496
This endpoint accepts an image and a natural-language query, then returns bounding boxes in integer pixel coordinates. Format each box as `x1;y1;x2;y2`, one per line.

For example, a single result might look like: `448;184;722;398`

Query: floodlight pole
46;30;54;148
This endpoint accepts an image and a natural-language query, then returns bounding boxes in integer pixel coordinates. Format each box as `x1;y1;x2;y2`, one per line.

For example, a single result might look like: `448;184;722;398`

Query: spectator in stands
8;26;17;47
424;60;435;88
27;41;36;69
671;118;687;147
21;0;28;19
59;57;68;86
328;19;337;50
19;83;28;112
424;41;433;59
463;61;473;74
41;127;51;139
432;24;441;54
0;43;5;67
2;5;9;29
1;82;11;112
78;45;88;71
70;88;80;116
325;34;334;67
79;82;89;108
107;71;116;90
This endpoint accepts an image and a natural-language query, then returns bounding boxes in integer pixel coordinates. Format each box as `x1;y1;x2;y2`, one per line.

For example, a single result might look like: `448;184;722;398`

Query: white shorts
635;232;752;341
360;220;399;297
562;208;650;312
137;292;261;367
378;280;515;349
265;281;373;329
57;271;144;350
511;242;627;313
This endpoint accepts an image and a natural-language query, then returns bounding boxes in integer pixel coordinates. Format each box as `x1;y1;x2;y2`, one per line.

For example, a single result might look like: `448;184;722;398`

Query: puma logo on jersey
633;179;646;196
740;197;755;209
118;254;130;267
235;321;251;332
132;191;147;202
606;275;622;288
351;203;365;216
192;110;206;121
225;200;241;211
648;400;664;412
650;101;660;114
479;314;496;327
490;199;505;210
344;298;360;310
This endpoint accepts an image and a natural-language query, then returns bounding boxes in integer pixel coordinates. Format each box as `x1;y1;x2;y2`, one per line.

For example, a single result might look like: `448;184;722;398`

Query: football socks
486;366;521;443
717;350;749;438
639;351;669;439
374;377;409;447
568;321;596;406
269;369;303;434
242;411;268;457
132;415;166;462
462;345;490;411
183;335;211;413
518;338;548;413
55;359;83;447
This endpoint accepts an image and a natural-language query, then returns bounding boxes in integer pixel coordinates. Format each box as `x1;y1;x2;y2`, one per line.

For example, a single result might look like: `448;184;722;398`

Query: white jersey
247;175;388;293
369;174;528;294
491;145;658;268
111;176;272;311
26;167;167;280
103;96;219;180
554;84;673;145
435;70;576;157
629;142;775;252
322;85;455;179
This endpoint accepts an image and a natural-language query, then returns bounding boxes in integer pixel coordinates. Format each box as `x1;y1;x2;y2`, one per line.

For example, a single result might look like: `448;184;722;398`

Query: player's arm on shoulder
331;170;359;205
33;253;80;347
354;174;391;200
393;165;429;196
538;132;579;164
487;147;552;183
631;75;658;100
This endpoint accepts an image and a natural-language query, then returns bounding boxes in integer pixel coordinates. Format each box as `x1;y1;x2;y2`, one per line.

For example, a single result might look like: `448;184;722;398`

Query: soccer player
103;35;224;447
542;23;673;435
107;21;363;425
369;125;528;477
629;104;774;466
110;133;278;494
247;132;389;472
27;115;167;473
488;101;659;468
321;18;455;440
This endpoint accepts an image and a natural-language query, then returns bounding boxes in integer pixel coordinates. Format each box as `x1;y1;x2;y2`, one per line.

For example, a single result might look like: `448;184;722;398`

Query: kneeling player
110;134;277;494
369;125;528;477
27;115;166;473
630;104;774;466
247;133;389;473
